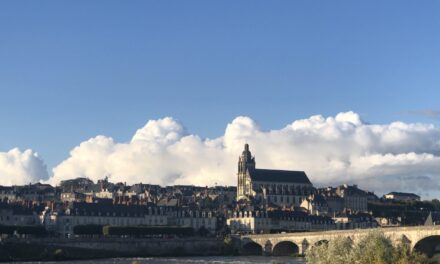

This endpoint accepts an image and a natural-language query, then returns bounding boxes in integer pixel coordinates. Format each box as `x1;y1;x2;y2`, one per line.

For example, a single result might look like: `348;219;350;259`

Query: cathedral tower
237;143;255;199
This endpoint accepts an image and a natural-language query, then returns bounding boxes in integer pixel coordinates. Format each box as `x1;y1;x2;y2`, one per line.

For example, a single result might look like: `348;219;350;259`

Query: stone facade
0;203;40;226
227;210;334;234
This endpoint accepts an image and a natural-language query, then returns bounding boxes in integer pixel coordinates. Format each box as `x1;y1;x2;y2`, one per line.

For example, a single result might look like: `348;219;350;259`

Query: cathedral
237;144;314;207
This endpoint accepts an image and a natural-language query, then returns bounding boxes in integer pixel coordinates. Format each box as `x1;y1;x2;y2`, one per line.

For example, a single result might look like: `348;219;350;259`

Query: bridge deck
242;225;440;240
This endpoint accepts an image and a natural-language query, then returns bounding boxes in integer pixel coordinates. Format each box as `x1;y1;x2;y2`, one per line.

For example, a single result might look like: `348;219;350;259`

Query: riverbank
0;237;230;262
8;256;308;264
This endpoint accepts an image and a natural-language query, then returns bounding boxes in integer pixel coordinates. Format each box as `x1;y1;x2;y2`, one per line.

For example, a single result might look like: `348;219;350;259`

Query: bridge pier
300;239;309;255
262;240;272;256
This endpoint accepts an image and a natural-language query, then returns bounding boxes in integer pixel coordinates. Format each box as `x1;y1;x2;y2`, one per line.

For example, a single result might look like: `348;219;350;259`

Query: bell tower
237;143;255;199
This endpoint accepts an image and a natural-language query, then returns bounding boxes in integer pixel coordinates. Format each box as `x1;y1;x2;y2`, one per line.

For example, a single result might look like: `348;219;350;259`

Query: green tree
352;231;395;264
307;236;353;264
306;231;429;264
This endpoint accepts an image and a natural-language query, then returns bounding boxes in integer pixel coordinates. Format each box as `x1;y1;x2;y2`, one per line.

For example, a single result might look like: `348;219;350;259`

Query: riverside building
226;210;335;234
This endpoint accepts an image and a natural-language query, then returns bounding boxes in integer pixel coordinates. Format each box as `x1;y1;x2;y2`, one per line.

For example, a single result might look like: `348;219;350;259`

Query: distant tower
237;143;255;199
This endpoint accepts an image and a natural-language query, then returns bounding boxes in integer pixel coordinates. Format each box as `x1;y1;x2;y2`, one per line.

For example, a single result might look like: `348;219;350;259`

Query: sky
1;1;440;198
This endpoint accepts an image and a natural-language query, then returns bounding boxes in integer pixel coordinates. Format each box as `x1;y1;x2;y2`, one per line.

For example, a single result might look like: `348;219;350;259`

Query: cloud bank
2;112;440;198
0;148;48;185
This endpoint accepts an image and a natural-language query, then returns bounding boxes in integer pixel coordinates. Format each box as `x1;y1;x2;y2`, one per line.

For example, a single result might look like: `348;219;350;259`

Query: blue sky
1;1;440;179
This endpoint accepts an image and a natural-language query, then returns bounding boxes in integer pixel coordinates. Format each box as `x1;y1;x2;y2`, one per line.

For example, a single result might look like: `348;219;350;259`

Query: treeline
73;224;197;237
0;225;47;237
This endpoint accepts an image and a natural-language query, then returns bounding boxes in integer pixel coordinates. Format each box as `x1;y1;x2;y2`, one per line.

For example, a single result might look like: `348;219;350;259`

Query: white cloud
0;148;48;185
3;112;440;198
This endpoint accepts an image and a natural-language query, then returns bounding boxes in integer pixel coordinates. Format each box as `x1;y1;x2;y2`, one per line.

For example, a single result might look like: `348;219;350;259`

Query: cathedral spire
239;143;255;173
237;143;256;199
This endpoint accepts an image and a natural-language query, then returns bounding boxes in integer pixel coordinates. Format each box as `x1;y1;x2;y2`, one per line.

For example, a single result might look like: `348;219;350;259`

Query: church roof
248;168;311;184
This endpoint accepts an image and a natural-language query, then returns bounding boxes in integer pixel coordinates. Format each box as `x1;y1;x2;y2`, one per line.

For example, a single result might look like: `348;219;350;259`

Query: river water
14;256;306;264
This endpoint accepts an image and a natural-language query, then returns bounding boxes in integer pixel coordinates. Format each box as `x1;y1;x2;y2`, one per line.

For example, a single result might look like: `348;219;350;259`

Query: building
384;192;421;202
60;177;95;193
333;212;378;230
50;202;169;236
318;184;368;213
0;202;42;226
375;217;401;227
174;210;218;234
0;187;17;202
236;144;314;208
300;194;329;216
226;209;334;234
425;212;440;226
60;191;86;203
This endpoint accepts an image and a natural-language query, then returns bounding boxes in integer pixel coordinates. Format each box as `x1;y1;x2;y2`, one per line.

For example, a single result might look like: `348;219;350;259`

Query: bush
221;235;237;255
306;231;429;264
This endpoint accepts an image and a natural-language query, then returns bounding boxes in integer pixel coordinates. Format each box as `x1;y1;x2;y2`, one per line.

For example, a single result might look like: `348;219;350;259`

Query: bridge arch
413;235;440;258
272;241;299;256
242;241;263;255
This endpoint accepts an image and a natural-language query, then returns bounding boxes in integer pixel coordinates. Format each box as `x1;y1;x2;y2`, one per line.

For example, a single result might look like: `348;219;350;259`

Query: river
13;256;307;264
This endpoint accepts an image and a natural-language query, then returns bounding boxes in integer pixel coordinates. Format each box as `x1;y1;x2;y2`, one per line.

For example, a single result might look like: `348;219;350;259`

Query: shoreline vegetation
306;231;437;264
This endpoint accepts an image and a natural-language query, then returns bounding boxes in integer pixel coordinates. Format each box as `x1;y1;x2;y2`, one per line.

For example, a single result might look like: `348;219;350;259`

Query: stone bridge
240;226;440;257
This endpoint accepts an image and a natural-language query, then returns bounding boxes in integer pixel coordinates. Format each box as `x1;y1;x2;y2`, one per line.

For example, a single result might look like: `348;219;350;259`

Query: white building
49;203;168;236
384;192;421;202
174;210;217;234
300;194;329;216
226;210;334;234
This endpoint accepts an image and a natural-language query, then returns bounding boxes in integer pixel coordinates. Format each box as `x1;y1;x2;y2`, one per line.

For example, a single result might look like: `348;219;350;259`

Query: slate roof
0;202;44;215
248;168;311;184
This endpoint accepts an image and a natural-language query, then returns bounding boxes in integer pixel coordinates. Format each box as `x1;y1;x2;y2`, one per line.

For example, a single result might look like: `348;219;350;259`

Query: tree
307;236;353;264
351;231;395;264
306;231;429;264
